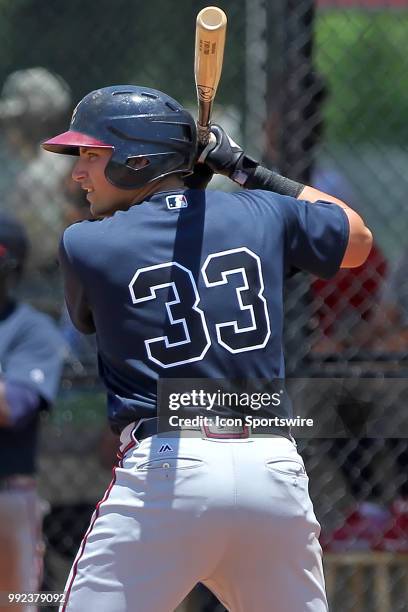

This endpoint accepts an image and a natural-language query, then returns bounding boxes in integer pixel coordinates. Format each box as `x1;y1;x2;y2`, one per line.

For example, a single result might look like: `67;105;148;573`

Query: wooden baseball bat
194;6;227;145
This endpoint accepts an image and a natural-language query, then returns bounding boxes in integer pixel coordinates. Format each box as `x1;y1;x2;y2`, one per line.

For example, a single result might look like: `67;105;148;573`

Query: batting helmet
42;85;197;190
0;213;29;277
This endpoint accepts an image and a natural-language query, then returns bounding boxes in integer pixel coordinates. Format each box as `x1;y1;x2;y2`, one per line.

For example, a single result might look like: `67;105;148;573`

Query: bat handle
197;123;210;146
197;100;213;145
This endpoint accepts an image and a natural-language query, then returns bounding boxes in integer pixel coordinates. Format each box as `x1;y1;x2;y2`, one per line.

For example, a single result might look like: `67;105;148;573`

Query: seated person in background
0;214;65;607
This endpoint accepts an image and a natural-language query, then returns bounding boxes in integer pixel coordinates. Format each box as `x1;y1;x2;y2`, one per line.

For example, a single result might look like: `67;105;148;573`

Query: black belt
133;418;289;441
133;419;159;441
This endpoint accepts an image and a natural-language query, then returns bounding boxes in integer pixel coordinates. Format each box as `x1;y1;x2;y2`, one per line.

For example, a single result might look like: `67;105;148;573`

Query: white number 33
128;247;271;368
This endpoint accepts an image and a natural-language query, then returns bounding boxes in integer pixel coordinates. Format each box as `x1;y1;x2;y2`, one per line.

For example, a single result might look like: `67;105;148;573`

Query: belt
133;418;288;442
0;475;36;492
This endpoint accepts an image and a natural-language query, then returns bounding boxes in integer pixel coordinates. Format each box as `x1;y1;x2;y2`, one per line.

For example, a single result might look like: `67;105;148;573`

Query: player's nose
72;158;88;182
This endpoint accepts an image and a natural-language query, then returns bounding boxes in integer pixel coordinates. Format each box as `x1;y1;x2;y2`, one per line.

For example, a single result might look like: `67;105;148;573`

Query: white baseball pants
61;426;328;612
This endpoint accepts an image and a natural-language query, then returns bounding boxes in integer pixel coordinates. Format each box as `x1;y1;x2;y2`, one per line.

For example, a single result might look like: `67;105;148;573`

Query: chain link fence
0;0;407;610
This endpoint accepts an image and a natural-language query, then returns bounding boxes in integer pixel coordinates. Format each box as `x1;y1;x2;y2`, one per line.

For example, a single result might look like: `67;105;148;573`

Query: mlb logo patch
166;194;188;210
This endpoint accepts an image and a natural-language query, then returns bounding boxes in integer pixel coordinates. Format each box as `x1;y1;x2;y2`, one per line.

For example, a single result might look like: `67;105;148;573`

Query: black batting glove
198;124;304;197
198;124;259;186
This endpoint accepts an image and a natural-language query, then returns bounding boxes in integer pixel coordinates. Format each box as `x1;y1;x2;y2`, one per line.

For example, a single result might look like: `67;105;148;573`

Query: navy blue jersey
0;301;64;476
59;189;348;431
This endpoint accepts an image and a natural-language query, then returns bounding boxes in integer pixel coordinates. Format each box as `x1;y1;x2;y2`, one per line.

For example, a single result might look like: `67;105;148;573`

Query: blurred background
0;0;407;610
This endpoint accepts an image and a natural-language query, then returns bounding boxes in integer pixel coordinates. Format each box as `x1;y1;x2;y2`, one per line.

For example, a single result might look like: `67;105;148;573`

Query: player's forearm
246;168;347;210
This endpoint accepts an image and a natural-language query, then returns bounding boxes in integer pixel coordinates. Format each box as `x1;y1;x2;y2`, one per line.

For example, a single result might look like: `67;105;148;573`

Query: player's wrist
229;154;259;185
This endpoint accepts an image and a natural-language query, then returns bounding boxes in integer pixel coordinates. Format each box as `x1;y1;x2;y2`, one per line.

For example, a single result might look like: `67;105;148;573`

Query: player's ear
126;156;149;170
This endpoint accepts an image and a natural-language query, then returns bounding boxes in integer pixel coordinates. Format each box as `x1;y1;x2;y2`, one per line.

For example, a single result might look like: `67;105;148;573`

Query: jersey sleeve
283;198;349;279
3;314;65;406
59;227;96;334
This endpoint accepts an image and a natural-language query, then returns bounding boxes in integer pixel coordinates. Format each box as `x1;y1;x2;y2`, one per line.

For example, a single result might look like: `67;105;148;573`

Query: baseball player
0;214;64;611
43;85;372;612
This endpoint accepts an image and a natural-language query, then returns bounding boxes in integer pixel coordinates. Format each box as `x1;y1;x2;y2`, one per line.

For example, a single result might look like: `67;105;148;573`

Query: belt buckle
201;422;250;439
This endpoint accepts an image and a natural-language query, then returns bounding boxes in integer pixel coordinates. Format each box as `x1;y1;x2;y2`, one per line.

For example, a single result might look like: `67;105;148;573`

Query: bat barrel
197;7;227;30
195;6;227;145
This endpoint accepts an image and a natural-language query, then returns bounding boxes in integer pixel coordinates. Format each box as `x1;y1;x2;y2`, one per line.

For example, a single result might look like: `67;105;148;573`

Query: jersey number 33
129;247;271;368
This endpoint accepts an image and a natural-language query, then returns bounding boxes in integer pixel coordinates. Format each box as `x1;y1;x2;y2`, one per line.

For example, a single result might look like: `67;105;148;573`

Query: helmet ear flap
104;159;150;189
103;156;151;189
105;150;187;190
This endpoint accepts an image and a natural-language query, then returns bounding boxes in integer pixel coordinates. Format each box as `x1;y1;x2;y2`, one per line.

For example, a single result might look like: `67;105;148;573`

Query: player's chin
87;197;99;218
88;196;116;219
87;193;102;214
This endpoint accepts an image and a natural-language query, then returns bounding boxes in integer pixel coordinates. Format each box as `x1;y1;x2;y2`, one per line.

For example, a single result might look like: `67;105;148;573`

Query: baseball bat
194;6;227;145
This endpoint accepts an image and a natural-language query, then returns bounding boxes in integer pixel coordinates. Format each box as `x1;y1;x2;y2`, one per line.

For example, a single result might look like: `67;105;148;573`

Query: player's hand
198;124;259;185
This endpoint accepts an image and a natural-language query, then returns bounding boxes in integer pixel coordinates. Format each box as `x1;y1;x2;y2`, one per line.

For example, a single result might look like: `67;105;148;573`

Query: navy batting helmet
42;85;197;190
0;213;29;277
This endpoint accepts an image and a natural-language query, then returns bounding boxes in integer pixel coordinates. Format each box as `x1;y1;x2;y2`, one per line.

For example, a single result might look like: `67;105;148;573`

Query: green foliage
315;10;408;143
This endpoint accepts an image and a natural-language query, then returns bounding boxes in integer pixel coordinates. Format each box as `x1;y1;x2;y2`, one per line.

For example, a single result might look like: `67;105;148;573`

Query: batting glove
198;124;304;197
198;124;259;186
